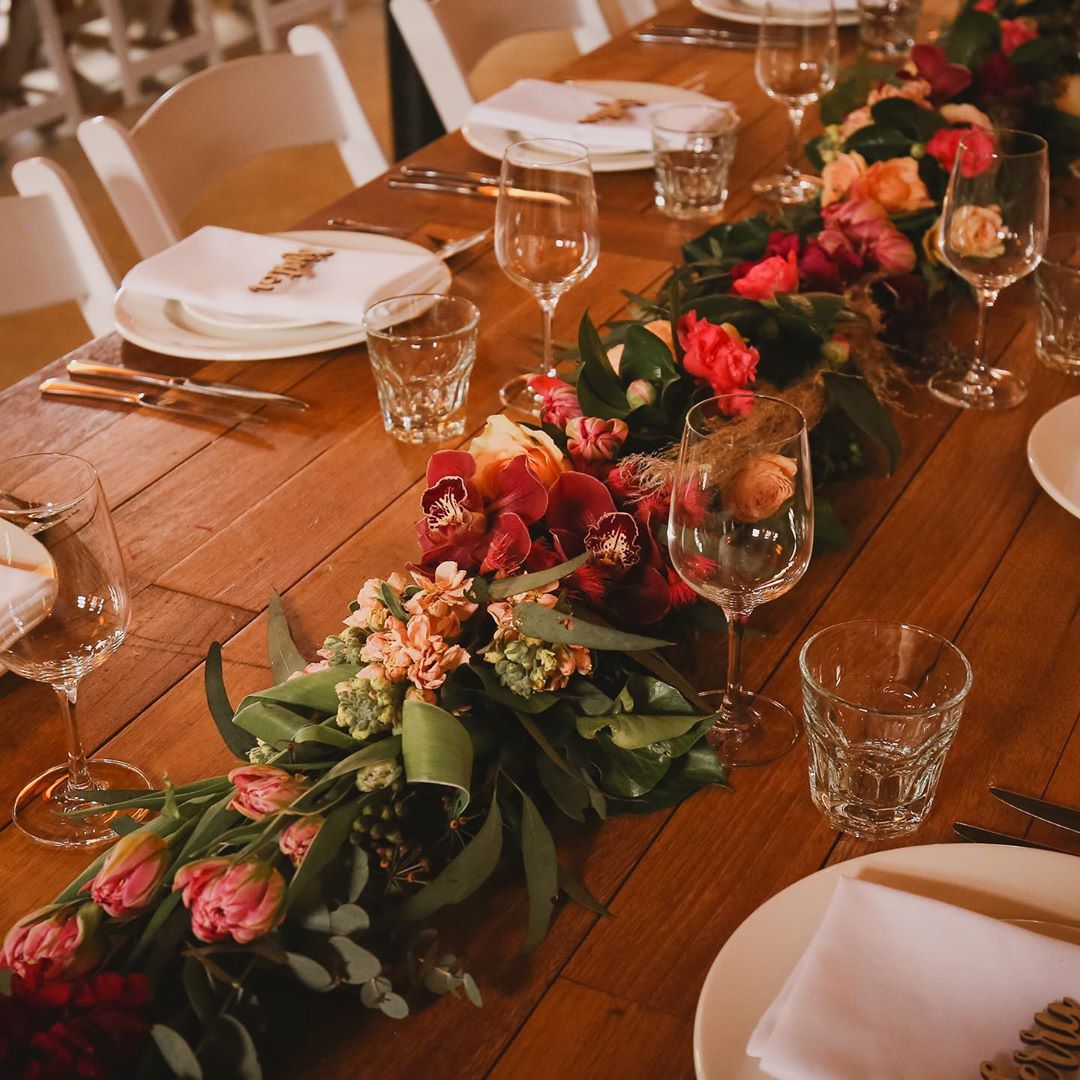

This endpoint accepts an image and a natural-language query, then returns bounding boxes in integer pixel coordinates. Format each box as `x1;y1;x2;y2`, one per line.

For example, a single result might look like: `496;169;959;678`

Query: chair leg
248;0;279;52
29;0;82;132
98;0;142;106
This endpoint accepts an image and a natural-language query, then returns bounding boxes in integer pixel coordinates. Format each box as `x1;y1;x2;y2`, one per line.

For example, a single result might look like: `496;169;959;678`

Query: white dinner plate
462;79;718;173
691;0;860;26
113;230;452;362
693;843;1080;1079
1028;395;1080;520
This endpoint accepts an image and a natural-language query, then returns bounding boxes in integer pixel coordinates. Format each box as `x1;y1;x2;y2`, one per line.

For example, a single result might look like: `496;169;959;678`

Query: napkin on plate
0;519;57;654
121;227;445;327
467;79;672;153
736;0;857;12
747;877;1080;1079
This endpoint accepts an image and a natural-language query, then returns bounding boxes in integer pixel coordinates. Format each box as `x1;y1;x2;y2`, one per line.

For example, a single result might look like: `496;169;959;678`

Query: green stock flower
355;760;403;793
320;626;368;666
483;636;562;699
335;673;404;740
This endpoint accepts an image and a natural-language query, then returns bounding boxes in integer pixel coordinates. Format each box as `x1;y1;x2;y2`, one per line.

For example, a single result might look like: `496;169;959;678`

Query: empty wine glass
930;128;1049;410
0;454;150;847
753;0;838;204
495;138;600;408
668;395;814;767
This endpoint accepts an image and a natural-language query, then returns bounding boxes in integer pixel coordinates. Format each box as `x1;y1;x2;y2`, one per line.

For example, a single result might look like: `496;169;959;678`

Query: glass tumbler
651;103;740;219
1036;233;1080;375
363;294;480;444
858;0;921;60
799;620;972;839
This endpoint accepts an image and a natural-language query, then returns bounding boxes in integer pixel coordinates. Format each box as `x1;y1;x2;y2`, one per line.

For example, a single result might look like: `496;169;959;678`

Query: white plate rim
690;0;861;26
461;79;718;173
1027;394;1080;520
692;842;1080;1079
113;230;452;362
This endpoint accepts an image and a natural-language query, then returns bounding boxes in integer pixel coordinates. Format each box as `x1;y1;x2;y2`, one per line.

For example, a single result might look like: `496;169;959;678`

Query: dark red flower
908;44;972;103
763;231;801;259
1000;16;1037;57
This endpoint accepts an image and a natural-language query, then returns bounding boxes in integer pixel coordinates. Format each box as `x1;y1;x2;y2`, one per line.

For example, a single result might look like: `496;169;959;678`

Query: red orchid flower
907;44;972;103
417;450;547;574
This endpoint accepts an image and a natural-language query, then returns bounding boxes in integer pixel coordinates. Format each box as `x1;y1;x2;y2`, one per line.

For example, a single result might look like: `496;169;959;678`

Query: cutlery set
634;24;757;49
955;787;1080;853
387;164;568;203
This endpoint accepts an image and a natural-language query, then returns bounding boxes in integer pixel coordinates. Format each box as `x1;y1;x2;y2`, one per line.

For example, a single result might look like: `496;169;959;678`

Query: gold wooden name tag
578;97;647;124
248;247;335;293
980;998;1080;1079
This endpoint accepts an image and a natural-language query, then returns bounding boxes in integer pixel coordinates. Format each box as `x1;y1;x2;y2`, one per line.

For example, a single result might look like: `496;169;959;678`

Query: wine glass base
927;367;1028;411
498;372;543;413
700;690;801;768
751;173;822;205
13;759;153;849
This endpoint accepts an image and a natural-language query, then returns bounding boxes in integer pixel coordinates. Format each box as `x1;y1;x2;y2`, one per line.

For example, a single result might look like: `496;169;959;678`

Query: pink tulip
565;417;629;470
278;816;324;868
86;831;171;920
1;904;103;980
872;228;917;274
822;197;891;243
172;857;285;944
227;764;309;821
529;375;583;429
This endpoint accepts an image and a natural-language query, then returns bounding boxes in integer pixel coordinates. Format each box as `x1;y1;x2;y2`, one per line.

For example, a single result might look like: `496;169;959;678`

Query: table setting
3;0;1080;1076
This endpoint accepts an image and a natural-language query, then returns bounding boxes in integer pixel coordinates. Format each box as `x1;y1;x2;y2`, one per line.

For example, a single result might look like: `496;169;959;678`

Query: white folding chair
3;158;117;338
248;0;347;53
389;0;612;132
77;25;386;259
617;0;657;24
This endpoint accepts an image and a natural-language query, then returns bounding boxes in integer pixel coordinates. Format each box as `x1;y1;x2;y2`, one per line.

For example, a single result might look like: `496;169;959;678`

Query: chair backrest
3;158;117;339
617;0;657;24
77;25;386;259
390;0;612;131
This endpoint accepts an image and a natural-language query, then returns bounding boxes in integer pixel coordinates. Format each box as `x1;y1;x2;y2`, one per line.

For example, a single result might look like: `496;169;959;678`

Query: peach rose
1055;75;1080;119
852;157;934;213
939;103;993;129
606;319;673;375
468;415;566;496
724;454;799;523
821;151;868;208
948;205;1006;259
868;78;933;108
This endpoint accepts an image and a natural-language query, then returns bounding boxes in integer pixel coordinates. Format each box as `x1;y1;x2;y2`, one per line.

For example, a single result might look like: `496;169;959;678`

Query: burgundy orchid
545;472;671;623
417;450;547;574
907;44;972;104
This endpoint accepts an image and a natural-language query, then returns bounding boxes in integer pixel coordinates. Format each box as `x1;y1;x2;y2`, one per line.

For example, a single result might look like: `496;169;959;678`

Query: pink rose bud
625;379;657;409
172;857;286;944
565;416;630;469
227;764;309;821
86;831;171;920
820;336;851;370
872;228;917;274
1;904;103;980
528;375;583;429
278;815;324;868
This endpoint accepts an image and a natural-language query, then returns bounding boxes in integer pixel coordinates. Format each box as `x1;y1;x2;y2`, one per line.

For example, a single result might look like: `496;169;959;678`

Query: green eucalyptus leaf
487;552;589;600
558;868;610;916
209;1016;261;1080
402;699;473;813
512;602;672;652
578;310;626;409
328;903;370;935
536;751;589;822
462;973;483;1008
267;592;306;685
346;846;370;903
377;992;410;1020
361;975;392;1008
379;581;408;622
519;790;558;951
242;664;360;715
606;741;731;815
286;952;334;992
233;701;308;747
181;957;216;1025
205;643;255;759
330;936;382;984
151;1025;203;1080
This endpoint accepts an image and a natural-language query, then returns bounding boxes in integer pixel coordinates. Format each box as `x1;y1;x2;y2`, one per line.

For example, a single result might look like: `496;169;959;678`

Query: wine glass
930;128;1049;410
495;138;600;408
753;0;838;204
0;454;150;847
667;395;814;767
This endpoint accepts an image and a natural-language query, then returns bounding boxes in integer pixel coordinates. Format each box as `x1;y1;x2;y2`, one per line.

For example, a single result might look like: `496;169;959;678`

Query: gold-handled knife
41;379;268;425
66;361;308;409
387;176;571;204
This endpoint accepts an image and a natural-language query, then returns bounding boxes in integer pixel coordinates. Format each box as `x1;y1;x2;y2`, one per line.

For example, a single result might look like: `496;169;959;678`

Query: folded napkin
0;520;57;654
747;877;1080;1079
467;79;675;153
121;227;445;327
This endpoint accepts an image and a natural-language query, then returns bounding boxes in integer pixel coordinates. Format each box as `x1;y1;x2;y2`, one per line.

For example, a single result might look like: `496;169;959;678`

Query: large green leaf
942;9;998;66
519;790;558;951
243;664;360;715
400;795;503;921
576;712;703;750
323;736;403;782
842;124;913;163
204;643;256;759
576;311;628;420
618;324;680;386
824;372;901;473
512;602;672;652
487;552;589;600
577;733;674;799
233;700;309;747
267;592;307;684
606;741;730;815
536;751;590;822
151;1025;203;1079
869;98;945;143
402;700;473;813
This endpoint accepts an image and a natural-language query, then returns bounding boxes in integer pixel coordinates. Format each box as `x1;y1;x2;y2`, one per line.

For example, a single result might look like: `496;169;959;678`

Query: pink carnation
1000;17;1037;57
731;251;799;301
677;312;759;412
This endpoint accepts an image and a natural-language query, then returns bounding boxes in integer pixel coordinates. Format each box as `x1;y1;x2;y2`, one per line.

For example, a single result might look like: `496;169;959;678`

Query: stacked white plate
114;231;452;363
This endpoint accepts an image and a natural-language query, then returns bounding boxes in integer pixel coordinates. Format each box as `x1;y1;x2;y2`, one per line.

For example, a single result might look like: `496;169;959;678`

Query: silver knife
67;361;308;409
387;176;570;205
41;379;268;426
400;165;501;187
644;23;757;41
953;822;1060;851
634;30;756;48
435;227;494;260
990;787;1080;835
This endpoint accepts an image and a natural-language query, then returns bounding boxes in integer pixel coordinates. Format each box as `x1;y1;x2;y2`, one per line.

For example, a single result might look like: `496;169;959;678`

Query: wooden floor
1;2;1079;1076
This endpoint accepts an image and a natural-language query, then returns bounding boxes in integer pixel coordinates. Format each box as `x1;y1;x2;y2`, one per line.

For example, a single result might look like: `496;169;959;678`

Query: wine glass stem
967;287;998;382
55;679;92;790
540;297;558;377
785;106;805;178
720;610;753;732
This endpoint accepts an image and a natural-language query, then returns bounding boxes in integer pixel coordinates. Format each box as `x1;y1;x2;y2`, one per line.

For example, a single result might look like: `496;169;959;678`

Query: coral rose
278;816;323;868
468;415;566;496
1;905;103;981
868;78;933;108
731;252;799;301
1000;17;1037;57
677;313;759;412
821;151;868;208
1055;74;1080;118
939;103;992;129
172;857;285;944
724;454;799;523
852;157;934;212
86;832;170;920
948;205;1006;259
228;764;309;821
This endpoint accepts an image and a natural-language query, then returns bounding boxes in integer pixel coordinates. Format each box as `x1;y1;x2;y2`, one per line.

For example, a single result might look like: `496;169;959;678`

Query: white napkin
467;79;666;152
0;520;58;653
121;227;445;327
747;877;1080;1079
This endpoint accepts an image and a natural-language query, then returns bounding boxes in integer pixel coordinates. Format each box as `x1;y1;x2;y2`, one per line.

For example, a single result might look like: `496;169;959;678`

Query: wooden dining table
3;1;1080;1075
